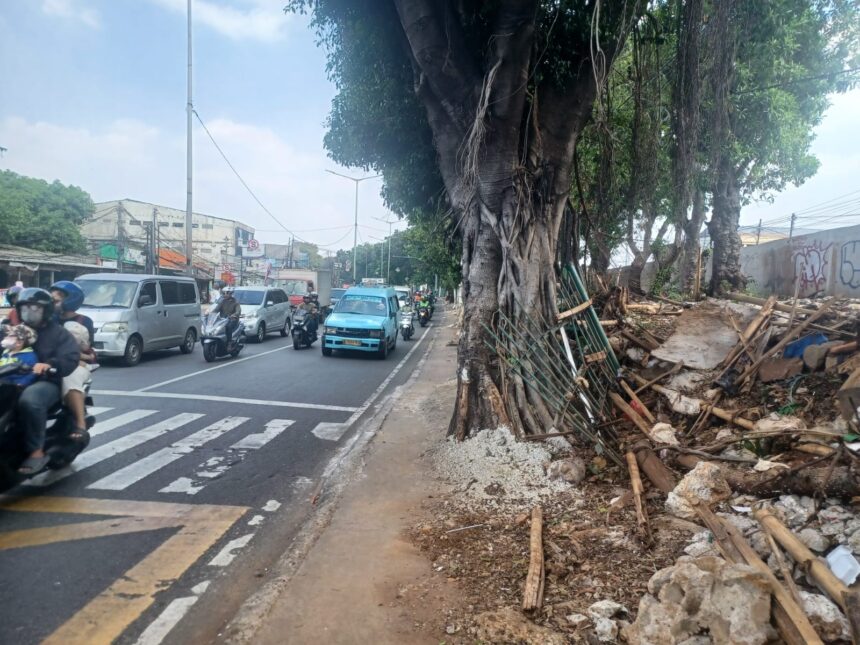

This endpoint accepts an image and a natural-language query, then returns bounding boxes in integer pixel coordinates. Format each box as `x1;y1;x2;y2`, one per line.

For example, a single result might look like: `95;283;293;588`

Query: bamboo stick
754;508;850;611
620;379;655;423
735;303;833;386
610;392;653;437
522;506;545;612
728;291;818;316
633;362;683;395
762;527;804;607
843;589;860;644
695;502;823;645
557;299;592;322
625;451;650;540
633;443;677;493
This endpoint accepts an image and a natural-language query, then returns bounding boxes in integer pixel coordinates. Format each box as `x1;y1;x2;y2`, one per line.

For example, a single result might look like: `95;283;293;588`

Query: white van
231;286;292;343
76;273;202;366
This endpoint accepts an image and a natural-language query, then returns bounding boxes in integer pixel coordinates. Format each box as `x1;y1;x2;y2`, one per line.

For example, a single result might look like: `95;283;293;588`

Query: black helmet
15;287;55;324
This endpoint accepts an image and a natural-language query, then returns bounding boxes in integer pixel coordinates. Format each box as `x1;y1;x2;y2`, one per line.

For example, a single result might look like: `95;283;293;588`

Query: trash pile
594;289;860;643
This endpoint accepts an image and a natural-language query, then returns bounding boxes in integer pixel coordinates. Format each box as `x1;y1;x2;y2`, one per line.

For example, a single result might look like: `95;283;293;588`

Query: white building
81;199;255;271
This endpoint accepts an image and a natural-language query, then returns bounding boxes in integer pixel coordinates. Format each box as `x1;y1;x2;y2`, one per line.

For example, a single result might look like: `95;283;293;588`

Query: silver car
233;287;292;343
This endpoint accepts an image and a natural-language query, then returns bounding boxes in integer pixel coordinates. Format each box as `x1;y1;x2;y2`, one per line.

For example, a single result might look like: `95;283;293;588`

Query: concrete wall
740;224;860;298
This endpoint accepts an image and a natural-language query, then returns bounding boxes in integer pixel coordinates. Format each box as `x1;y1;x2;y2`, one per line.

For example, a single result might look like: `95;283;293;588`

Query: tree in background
0;171;93;255
291;0;644;437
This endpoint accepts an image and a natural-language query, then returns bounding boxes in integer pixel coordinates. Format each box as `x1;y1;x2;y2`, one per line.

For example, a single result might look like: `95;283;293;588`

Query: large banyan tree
290;0;644;437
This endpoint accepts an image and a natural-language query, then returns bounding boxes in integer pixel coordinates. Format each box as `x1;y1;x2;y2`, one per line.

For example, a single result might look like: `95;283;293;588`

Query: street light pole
185;0;194;276
325;170;381;285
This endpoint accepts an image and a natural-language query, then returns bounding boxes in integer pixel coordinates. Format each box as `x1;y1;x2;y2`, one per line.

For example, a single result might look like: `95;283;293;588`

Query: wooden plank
621;329;659;352
734;303;833;386
728;291;818;316
584;350;608;364
557;299;592;322
522;506;544;612
633;443;677;493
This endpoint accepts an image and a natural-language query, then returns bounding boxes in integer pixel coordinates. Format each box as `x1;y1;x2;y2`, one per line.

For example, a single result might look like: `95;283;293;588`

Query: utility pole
374;215;396;284
755;219;762;245
789;212;796;241
152;207;159;274
117;203;124;273
185;0;194;276
325;170;381;284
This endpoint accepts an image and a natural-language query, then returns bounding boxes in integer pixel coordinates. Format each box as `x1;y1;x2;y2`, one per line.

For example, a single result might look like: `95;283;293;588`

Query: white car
233;287;292;343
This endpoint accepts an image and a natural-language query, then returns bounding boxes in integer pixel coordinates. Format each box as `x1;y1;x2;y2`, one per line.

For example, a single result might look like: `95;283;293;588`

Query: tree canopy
0;170;93;255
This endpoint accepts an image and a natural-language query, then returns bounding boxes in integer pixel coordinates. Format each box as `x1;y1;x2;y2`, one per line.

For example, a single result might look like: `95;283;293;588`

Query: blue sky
1;0;858;253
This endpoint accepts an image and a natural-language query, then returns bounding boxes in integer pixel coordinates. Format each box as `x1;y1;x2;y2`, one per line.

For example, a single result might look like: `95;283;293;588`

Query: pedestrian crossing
27;407;311;495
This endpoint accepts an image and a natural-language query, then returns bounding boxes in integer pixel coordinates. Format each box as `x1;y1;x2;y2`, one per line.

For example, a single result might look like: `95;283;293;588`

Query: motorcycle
291;308;318;349
0;364;95;490
400;309;415;340
417;305;430;327
201;311;245;362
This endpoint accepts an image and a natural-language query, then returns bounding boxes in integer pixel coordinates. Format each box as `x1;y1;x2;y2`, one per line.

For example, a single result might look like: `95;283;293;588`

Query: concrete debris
797;527;831;553
623;556;775;645
657;386;702;416
665;462;732;521
649;422;679;446
587;599;629;620
473;606;567;645
772;495;817;529
799;590;851;642
566;613;590;629
752;458;789;472
546;456;587;484
593;616;619;642
684;531;720;558
667;370;709;392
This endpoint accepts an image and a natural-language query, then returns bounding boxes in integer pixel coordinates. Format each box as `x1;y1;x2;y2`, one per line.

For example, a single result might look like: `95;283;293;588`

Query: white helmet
222;286;235;295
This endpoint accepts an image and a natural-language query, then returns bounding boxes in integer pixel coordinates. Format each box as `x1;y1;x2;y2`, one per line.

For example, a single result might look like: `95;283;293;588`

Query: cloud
41;0;101;29
147;0;290;43
0;115;397;249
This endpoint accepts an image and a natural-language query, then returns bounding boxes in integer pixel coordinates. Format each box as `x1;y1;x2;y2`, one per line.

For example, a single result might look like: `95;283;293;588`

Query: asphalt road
0;316;440;645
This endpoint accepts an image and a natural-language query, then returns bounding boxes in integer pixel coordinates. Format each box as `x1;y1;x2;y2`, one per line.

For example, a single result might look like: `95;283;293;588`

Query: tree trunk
708;158;745;295
679;188;706;294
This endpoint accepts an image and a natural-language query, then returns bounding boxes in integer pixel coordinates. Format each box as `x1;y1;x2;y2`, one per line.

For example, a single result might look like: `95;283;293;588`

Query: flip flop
18;454;50;475
69;427;89;444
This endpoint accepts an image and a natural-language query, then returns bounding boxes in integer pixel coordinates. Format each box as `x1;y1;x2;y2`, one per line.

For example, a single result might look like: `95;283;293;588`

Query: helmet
50;280;85;312
302;294;311;304
222;286;235;295
15;288;55;325
6;285;22;305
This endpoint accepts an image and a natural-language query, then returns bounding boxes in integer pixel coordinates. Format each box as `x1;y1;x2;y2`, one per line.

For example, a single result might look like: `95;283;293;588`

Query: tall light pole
185;0;194;276
325;170;381;285
374;215;397;285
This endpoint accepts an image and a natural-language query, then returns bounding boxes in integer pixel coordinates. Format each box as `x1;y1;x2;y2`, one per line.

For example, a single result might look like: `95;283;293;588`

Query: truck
272;268;332;309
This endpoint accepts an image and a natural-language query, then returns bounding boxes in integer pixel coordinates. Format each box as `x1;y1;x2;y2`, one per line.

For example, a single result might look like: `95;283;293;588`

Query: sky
0;0;402;253
0;0;858;254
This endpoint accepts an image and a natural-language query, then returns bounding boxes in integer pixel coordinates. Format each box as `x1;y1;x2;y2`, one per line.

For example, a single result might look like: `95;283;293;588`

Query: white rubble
665;462;732;521
799;591;851;642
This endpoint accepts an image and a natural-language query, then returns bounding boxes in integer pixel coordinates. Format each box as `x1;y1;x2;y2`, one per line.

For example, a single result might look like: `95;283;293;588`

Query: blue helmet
50;280;85;312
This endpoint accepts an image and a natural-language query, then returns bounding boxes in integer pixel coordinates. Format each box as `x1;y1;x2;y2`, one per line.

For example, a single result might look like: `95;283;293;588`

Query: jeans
225;318;238;343
17;380;61;453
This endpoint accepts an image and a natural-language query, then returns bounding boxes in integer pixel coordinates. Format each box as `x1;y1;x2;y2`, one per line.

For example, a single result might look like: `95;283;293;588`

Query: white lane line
158;420;294;496
92;390;357;413
208;534;254;567
87;407;113;416
136;344;292;392
28;413;204;487
87;416;250;491
262;499;281;512
312;323;433;442
230;418;294;450
247;515;264;526
88;409;158;438
133;580;211;645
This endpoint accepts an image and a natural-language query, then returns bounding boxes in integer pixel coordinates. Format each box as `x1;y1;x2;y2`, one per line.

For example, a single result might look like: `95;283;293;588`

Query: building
81;199;255;275
0;243;114;294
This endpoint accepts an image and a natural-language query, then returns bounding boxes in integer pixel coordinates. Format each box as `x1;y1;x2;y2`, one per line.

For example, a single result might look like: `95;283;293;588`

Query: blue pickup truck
321;286;400;359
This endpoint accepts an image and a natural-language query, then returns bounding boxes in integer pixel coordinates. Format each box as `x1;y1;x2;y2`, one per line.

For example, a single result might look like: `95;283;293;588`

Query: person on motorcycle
298;294;319;334
50;281;96;442
215;286;241;347
0;324;39;388
14;288;81;474
2;285;23;325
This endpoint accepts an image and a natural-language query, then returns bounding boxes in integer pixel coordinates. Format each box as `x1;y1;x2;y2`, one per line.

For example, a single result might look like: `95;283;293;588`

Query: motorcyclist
14;288;80;474
297;294;319;335
214;286;241;347
50;281;96;442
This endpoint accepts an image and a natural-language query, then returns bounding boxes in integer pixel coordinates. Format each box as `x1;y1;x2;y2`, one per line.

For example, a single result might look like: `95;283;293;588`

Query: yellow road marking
0;496;247;645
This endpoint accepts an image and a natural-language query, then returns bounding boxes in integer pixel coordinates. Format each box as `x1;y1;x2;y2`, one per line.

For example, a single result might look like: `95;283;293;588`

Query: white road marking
311;323;433;442
208;533;254;567
87;416;250;491
133;579;212;645
247;515;264;526
88;409;158;438
229;419;294;450
136;344;293;392
158;420;293;496
93;390;358;412
87;407;113;416
28;413;204;487
262;500;281;512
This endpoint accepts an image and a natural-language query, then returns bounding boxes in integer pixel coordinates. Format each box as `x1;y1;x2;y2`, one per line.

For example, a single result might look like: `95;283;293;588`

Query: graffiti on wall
839;240;860;289
792;240;832;294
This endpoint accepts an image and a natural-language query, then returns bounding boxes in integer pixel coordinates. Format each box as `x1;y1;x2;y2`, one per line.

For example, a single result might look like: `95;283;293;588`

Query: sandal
69;427;88;444
18;454;50;475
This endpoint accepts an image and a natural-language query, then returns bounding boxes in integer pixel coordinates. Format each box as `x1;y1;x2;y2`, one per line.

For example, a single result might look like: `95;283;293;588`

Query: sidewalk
249;322;462;644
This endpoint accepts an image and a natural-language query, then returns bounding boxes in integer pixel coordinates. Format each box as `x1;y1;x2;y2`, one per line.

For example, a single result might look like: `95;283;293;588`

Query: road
0;317;438;645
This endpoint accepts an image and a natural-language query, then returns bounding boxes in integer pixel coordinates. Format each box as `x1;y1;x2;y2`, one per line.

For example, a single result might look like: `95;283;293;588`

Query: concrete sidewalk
247;322;460;644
